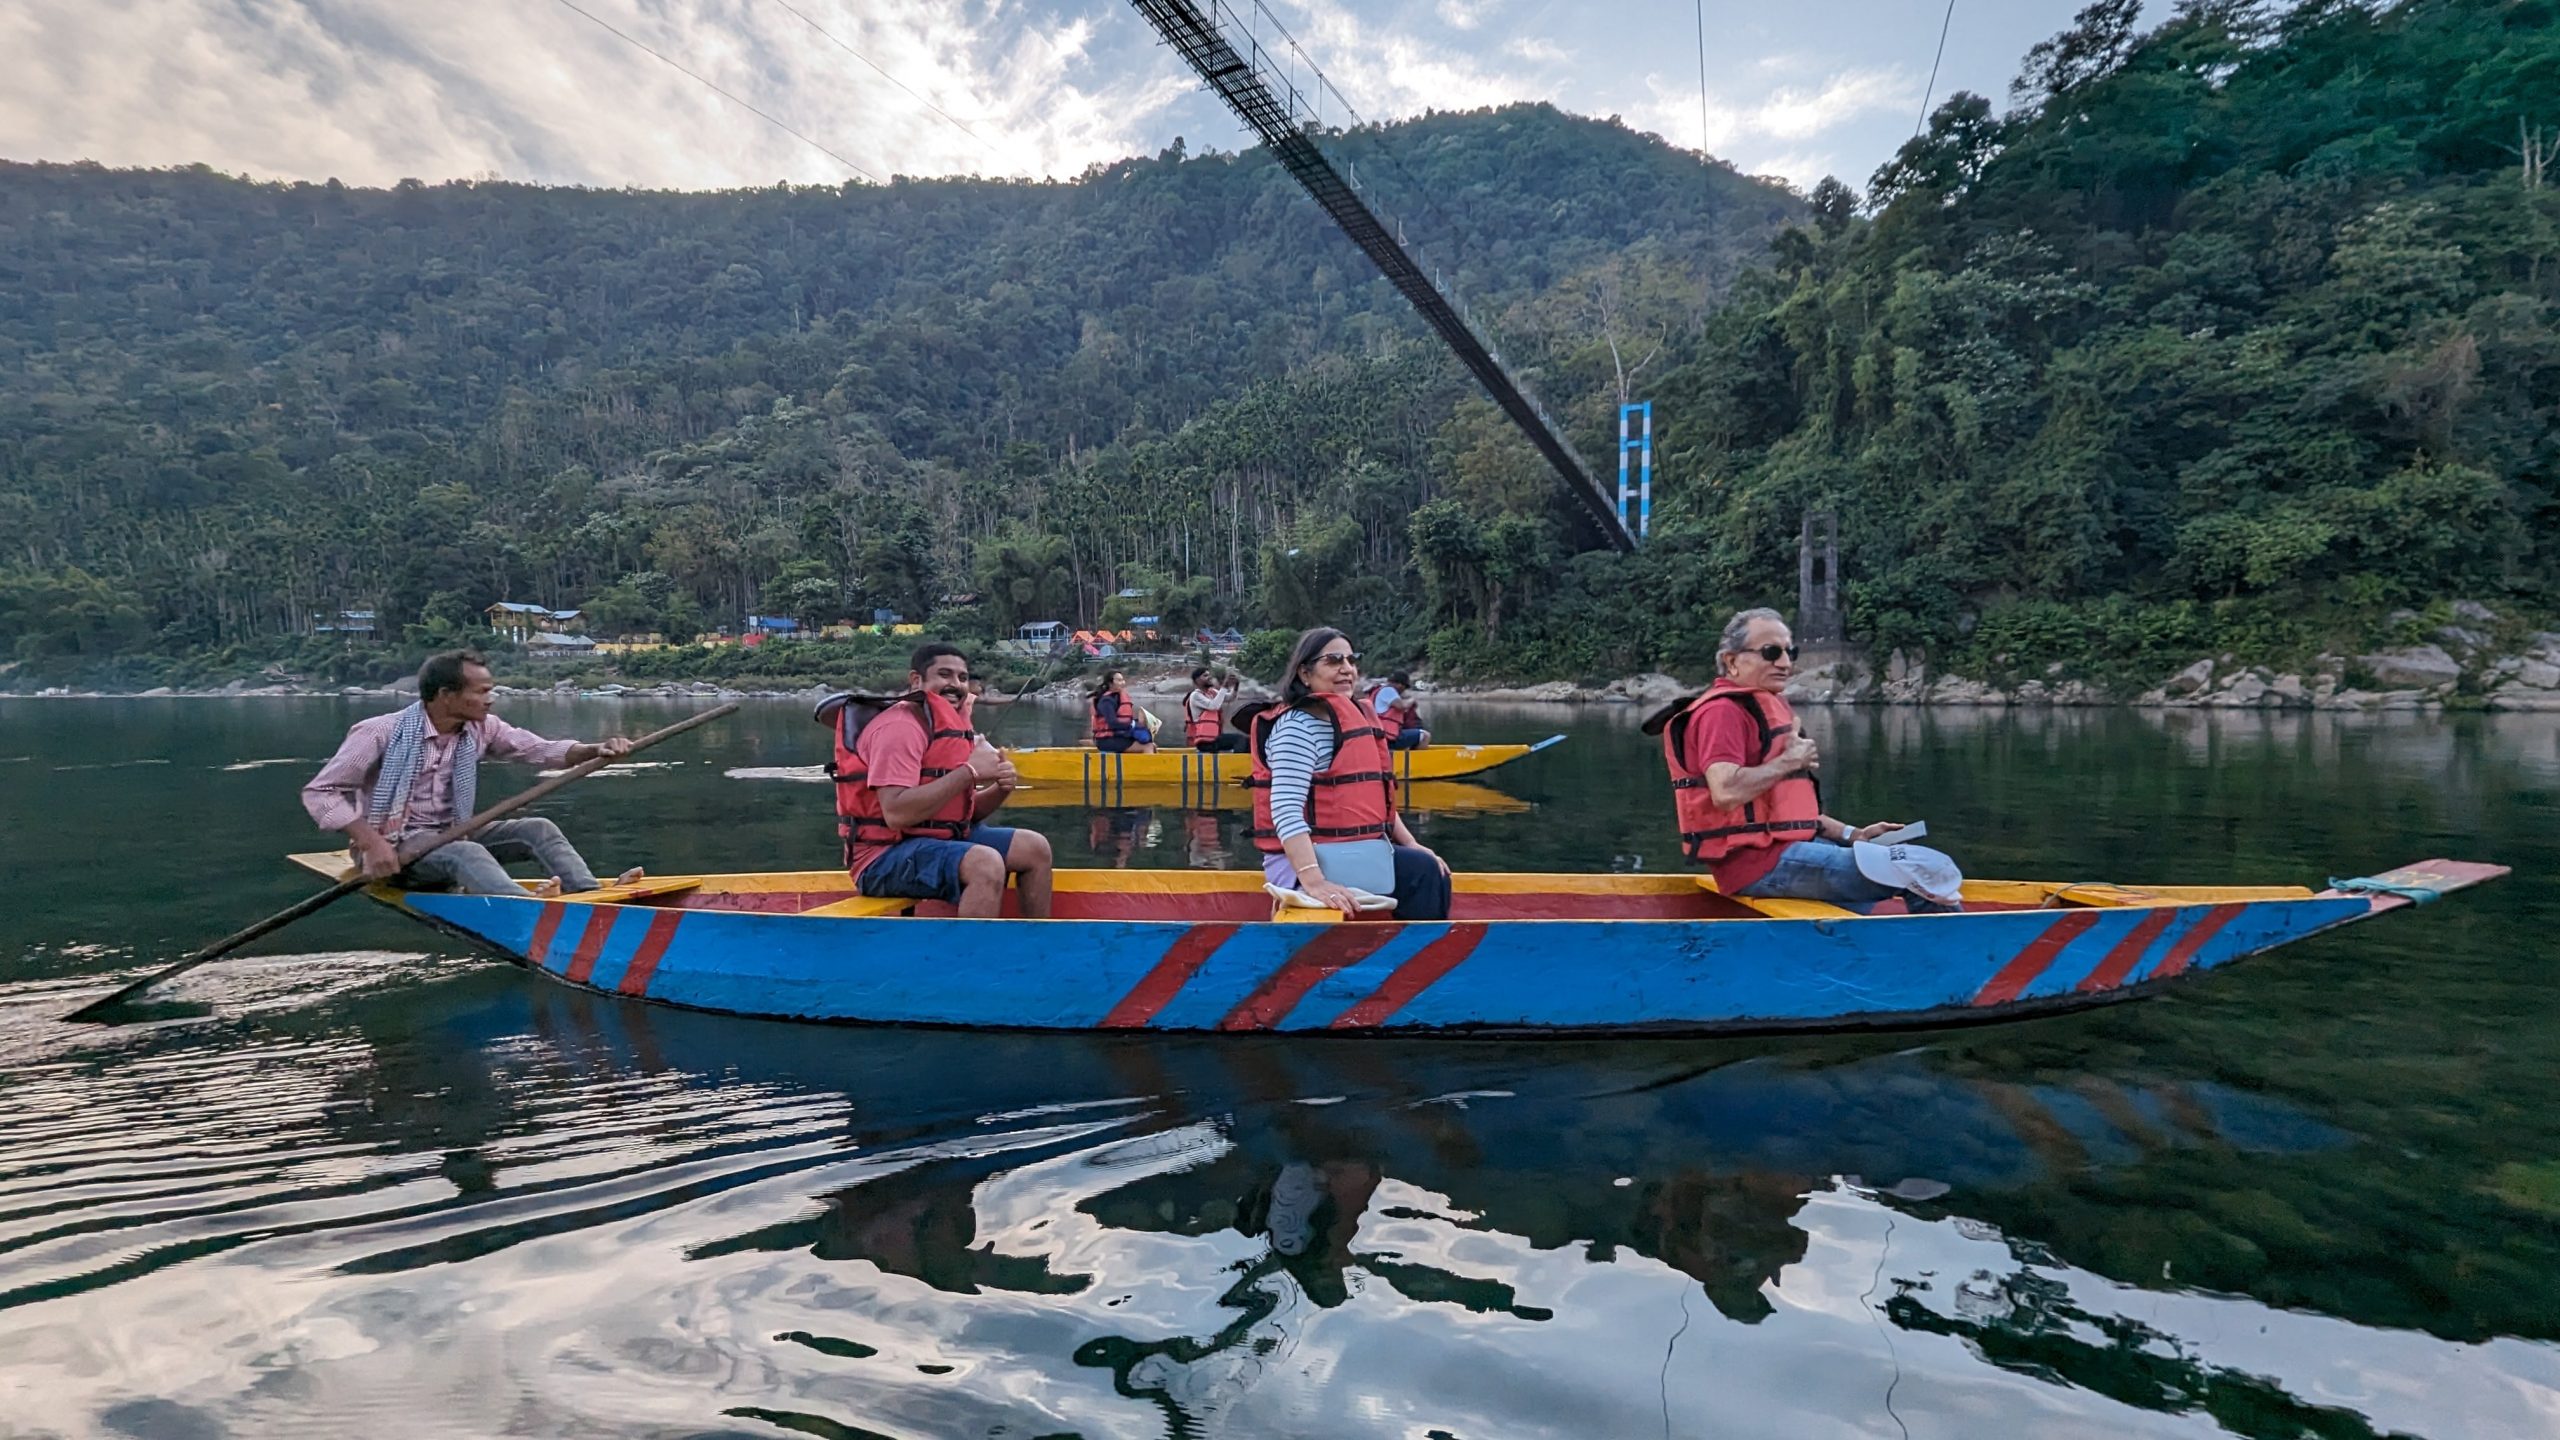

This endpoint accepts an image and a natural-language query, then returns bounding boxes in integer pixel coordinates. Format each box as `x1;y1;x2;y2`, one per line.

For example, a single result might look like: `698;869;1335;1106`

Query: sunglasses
1314;651;1362;667
1748;644;1800;663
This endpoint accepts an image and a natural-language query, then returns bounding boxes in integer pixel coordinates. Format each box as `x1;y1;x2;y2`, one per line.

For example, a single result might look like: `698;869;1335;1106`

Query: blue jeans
858;825;1020;903
1734;841;1900;911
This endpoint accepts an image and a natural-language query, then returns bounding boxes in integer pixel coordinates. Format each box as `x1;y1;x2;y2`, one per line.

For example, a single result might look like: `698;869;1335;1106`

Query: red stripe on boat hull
1100;923;1240;1028
1330;924;1488;1029
2151;904;2245;979
1220;927;1403;1031
616;910;686;996
561;908;618;984
525;903;567;969
1973;910;2103;1007
2073;907;2181;994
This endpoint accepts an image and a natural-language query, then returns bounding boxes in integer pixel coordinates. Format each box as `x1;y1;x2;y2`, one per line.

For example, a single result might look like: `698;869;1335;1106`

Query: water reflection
7;965;2552;1439
6;697;2559;1438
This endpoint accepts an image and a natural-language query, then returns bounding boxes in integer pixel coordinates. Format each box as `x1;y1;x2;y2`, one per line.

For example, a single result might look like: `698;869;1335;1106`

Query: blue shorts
857;825;1019;903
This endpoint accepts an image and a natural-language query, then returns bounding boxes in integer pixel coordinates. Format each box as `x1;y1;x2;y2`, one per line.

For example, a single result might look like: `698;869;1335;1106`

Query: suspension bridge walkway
1125;0;1638;553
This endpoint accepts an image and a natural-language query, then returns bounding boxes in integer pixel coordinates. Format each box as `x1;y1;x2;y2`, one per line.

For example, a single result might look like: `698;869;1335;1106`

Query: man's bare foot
615;866;646;886
533;878;563;897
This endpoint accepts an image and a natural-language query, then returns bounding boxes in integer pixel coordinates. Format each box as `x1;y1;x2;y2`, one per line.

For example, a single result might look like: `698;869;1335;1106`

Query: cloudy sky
1;0;2116;196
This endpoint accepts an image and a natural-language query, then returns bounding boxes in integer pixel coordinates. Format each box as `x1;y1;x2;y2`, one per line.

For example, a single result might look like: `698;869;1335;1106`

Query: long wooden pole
62;702;741;1023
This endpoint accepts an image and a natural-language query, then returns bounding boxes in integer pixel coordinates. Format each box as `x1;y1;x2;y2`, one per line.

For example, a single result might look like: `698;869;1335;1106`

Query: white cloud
1265;0;1533;123
1617;62;1914;189
1751;66;1913;141
0;0;1949;200
0;0;1195;186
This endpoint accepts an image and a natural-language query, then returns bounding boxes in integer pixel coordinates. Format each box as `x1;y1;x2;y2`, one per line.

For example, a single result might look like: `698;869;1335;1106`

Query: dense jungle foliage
1;0;2554;689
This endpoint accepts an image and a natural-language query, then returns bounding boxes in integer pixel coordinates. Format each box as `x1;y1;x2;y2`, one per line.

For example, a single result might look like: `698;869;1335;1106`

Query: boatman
823;642;1054;917
302;649;640;896
1648;608;1965;912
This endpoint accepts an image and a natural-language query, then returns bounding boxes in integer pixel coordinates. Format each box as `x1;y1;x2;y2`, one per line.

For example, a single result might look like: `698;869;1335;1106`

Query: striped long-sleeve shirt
1263;708;1336;842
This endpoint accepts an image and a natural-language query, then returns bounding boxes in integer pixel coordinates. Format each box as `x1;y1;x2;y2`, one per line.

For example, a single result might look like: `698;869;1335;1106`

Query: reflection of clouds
1821;1186;2560;1440
1;1014;2550;1439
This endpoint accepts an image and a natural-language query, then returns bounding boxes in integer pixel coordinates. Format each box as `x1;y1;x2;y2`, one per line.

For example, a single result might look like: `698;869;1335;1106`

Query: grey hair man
1648;608;1962;912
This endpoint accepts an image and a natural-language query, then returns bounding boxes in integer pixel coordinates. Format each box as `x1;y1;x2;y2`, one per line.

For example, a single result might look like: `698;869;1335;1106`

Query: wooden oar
61;702;741;1022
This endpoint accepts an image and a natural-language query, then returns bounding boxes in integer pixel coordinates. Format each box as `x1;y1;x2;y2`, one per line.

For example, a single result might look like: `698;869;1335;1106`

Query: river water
1;695;2554;1439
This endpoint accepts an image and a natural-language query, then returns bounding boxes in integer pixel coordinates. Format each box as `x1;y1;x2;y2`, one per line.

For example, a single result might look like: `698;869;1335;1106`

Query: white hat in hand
1851;841;1965;906
1264;882;1398;912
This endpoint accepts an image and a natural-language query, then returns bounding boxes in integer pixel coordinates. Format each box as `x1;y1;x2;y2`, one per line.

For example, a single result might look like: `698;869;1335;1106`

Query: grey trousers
402;817;601;897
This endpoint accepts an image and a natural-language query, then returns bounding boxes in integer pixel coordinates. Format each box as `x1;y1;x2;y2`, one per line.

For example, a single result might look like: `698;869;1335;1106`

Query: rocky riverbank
15;603;2560;714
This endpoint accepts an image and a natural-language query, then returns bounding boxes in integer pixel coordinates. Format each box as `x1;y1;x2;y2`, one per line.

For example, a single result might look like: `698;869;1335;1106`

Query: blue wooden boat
288;854;2503;1036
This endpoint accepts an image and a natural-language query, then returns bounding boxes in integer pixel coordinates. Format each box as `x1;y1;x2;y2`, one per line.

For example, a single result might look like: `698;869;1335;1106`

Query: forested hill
6;0;2559;694
1647;0;2560;684
0;103;1794;664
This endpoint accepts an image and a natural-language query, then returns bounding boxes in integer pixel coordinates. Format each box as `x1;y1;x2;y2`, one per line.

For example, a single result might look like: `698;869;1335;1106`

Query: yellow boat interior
290;853;2312;924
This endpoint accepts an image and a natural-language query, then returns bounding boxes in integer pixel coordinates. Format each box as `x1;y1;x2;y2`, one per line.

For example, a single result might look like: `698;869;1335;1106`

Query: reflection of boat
721;765;1530;815
1008;779;1531;814
1000;736;1564;792
291;852;2503;1035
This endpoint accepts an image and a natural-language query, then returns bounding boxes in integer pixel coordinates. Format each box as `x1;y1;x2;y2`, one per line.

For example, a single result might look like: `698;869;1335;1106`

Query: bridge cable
544;0;881;181
755;0;1001;158
1218;2;1481;331
1914;0;1958;134
1695;0;1712;161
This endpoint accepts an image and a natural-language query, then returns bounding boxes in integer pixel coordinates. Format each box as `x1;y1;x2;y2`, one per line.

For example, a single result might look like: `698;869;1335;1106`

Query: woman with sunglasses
1245;627;1451;920
1649;607;1962;913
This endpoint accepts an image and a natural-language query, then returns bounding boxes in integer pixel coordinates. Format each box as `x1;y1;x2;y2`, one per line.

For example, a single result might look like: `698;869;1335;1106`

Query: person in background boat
1090;669;1157;754
1250;627;1451;920
1367;671;1429;750
302;649;641;896
1184;667;1249;753
1654;608;1962;913
837;642;1054;918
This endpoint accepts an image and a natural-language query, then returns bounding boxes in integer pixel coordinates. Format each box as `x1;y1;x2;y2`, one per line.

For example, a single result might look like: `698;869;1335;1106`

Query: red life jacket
1660;680;1822;865
1363;680;1419;728
1184;688;1224;747
1090;692;1124;743
1246;690;1399;854
819;689;977;867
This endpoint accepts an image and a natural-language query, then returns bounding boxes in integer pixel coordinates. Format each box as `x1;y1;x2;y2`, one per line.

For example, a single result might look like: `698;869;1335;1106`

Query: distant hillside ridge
0;102;1795;658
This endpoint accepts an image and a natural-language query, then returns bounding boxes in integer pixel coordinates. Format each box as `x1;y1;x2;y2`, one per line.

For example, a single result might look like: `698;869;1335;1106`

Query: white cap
1852;841;1965;906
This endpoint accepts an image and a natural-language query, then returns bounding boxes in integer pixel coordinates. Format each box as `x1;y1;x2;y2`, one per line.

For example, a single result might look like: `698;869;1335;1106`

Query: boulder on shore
2162;659;2216;697
1785;663;1870;705
2356;645;2462;690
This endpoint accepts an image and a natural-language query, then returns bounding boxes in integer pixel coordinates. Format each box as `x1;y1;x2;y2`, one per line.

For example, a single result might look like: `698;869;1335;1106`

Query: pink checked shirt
302;711;577;838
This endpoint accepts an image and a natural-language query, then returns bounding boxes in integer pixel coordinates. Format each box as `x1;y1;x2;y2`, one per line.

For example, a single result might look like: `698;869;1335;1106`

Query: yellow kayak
1000;736;1563;792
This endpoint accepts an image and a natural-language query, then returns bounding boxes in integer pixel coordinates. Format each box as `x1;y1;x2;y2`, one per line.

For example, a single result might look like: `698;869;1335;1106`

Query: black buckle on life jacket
1682;818;1823;842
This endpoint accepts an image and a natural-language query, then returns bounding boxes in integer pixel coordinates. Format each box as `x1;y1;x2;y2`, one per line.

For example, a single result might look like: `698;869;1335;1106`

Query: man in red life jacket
832;642;1053;917
1652;608;1961;912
